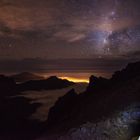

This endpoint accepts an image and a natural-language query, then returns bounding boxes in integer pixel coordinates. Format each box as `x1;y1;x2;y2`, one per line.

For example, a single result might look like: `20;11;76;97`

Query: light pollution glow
59;77;89;83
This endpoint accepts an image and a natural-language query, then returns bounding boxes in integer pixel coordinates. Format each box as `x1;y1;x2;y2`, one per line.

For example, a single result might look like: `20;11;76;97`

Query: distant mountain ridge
11;72;44;83
17;76;75;91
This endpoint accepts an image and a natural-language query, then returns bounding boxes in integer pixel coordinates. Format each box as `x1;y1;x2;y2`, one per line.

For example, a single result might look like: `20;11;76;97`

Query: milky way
0;0;140;74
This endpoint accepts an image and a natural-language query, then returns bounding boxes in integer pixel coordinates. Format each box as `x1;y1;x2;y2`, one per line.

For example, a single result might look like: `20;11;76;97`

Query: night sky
0;0;140;77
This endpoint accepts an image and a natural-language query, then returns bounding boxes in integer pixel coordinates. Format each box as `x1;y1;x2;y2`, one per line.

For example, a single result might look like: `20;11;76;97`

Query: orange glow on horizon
59;76;89;83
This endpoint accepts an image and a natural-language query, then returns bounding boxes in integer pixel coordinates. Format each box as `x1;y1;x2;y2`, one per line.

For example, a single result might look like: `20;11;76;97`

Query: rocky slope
40;61;140;140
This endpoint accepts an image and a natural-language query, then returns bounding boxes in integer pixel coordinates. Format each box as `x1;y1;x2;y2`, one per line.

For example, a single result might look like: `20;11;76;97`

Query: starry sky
0;0;140;76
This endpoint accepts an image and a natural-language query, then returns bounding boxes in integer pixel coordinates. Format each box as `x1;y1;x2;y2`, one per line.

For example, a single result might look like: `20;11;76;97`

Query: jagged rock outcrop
57;105;140;140
41;61;140;140
111;61;140;82
87;75;109;92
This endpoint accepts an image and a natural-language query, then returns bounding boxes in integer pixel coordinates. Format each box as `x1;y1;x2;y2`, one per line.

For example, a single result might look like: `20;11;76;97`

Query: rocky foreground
39;61;140;140
0;61;140;140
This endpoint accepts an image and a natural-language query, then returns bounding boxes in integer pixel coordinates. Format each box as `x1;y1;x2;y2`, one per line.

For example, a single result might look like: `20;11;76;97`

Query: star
110;11;116;16
103;38;108;45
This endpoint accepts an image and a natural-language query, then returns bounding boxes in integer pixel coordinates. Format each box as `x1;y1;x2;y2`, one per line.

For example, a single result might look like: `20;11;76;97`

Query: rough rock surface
58;106;140;140
39;61;140;140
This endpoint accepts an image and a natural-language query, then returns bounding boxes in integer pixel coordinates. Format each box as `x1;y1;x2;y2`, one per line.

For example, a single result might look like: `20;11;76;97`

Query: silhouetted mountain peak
46;76;60;82
17;76;75;91
87;75;109;91
111;61;140;82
